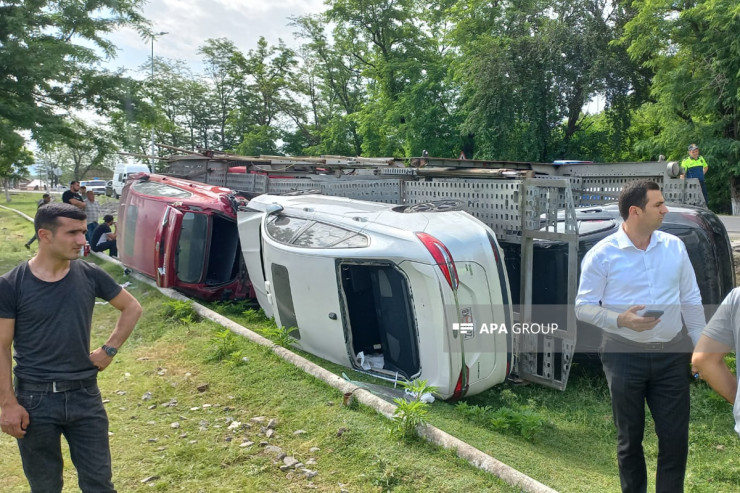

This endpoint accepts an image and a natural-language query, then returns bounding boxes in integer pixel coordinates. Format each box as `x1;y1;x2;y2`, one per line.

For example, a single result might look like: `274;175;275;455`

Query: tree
622;0;740;212
291;14;366;156
325;0;461;157
198;38;245;151
44;118;118;181
0;123;33;201
0;0;147;147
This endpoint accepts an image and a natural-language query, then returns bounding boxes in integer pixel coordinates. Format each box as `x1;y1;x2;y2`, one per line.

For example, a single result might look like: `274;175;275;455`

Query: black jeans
15;379;115;492
601;343;691;493
93;240;117;257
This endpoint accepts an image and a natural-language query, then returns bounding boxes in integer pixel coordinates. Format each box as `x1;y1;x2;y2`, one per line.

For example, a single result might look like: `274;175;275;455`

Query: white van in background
112;160;150;198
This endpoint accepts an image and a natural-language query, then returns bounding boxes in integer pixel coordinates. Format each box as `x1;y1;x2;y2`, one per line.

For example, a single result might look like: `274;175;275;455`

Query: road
719;215;740;236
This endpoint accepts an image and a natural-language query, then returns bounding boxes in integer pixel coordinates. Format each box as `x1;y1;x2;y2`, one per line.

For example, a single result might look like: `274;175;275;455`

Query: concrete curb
0;204;34;222
4;204;557;493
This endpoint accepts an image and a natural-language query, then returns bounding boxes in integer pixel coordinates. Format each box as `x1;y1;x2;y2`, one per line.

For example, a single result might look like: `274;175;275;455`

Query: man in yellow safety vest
680;143;709;206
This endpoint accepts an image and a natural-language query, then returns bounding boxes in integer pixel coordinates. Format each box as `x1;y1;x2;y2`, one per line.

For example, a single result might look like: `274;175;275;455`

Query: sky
105;0;327;76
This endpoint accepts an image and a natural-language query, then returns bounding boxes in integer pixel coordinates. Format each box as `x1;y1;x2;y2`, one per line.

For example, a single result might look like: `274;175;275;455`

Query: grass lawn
1;191;738;492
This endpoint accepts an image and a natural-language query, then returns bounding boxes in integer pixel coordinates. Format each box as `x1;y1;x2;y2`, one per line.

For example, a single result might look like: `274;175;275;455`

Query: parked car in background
501;203;735;353
116;173;251;301
81;179;107;195
105;180;114;197
238;194;512;399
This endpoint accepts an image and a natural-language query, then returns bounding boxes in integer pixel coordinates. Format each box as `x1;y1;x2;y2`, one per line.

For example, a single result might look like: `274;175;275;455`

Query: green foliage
0;126;34;189
489;407;545;441
455;401;493;425
257;326;300;349
206;328;247;366
371;456;401;489
457;389;546;441
0;0;148;145
621;0;740;212
241;308;269;324
163;300;201;324
390;379;437;440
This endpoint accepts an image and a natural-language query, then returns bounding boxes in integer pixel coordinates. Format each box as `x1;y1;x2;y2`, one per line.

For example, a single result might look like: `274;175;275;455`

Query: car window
132;180;193;199
266;215;310;244
293;222;369;248
266;214;367;248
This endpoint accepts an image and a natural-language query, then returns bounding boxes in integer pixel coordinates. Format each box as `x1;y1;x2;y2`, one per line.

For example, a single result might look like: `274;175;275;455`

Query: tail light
415;232;459;289
487;232;501;263
451;365;470;400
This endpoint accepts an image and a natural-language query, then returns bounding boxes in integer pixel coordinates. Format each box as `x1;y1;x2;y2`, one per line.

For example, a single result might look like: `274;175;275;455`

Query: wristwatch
102;345;118;357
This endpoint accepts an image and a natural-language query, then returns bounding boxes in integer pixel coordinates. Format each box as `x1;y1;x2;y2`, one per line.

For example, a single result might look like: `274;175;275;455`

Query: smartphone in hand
642;309;664;319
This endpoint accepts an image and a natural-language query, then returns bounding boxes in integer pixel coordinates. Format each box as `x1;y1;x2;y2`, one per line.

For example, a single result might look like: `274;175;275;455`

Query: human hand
89;347;113;371
617;305;661;332
0;402;30;438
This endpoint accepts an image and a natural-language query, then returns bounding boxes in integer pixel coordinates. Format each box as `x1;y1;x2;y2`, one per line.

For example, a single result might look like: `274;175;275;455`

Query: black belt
603;331;687;352
15;377;97;393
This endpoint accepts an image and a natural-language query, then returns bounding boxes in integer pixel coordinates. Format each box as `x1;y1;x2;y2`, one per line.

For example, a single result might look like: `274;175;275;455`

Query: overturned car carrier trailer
161;152;727;391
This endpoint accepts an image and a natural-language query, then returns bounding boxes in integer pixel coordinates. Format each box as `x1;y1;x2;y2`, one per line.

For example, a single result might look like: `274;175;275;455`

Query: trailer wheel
394;200;464;213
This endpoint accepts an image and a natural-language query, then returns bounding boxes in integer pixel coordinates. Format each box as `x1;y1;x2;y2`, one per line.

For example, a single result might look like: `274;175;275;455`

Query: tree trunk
3;178;11;202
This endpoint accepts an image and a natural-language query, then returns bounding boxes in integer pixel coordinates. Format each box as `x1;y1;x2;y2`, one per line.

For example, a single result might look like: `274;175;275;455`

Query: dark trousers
601;345;691;493
93;240;117;257
86;222;98;243
685;166;708;205
15;381;115;492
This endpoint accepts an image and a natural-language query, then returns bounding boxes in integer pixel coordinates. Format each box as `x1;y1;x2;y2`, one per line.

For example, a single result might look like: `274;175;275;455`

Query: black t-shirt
91;222;112;250
0;260;122;381
62;190;82;204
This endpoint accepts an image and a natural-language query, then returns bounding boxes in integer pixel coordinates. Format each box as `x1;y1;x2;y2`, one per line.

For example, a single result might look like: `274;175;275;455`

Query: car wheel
395;200;464;213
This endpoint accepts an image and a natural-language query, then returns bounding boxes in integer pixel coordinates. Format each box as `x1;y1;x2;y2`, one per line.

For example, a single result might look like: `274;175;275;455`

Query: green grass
2;191;739;492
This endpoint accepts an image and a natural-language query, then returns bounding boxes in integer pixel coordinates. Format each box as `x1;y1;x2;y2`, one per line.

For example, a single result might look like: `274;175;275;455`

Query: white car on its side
238;193;512;400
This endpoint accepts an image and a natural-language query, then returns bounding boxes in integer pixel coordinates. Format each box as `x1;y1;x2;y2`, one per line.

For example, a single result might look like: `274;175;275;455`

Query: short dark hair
42;193;50;199
103;214;114;223
35;203;87;234
70;180;79;186
618;180;660;220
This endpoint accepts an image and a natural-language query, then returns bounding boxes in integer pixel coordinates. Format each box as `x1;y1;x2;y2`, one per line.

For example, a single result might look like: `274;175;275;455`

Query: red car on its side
117;173;251;301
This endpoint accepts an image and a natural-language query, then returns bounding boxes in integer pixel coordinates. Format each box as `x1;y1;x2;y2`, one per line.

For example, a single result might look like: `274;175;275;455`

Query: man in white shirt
692;289;740;437
83;190;101;243
575;180;705;493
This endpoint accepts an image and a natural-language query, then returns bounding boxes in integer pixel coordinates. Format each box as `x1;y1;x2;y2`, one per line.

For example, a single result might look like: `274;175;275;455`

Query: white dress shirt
575;225;705;344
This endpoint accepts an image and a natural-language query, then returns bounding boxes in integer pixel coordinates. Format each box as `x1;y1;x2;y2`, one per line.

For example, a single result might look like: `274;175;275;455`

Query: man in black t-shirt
61;180;85;210
91;214;117;257
0;203;142;492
